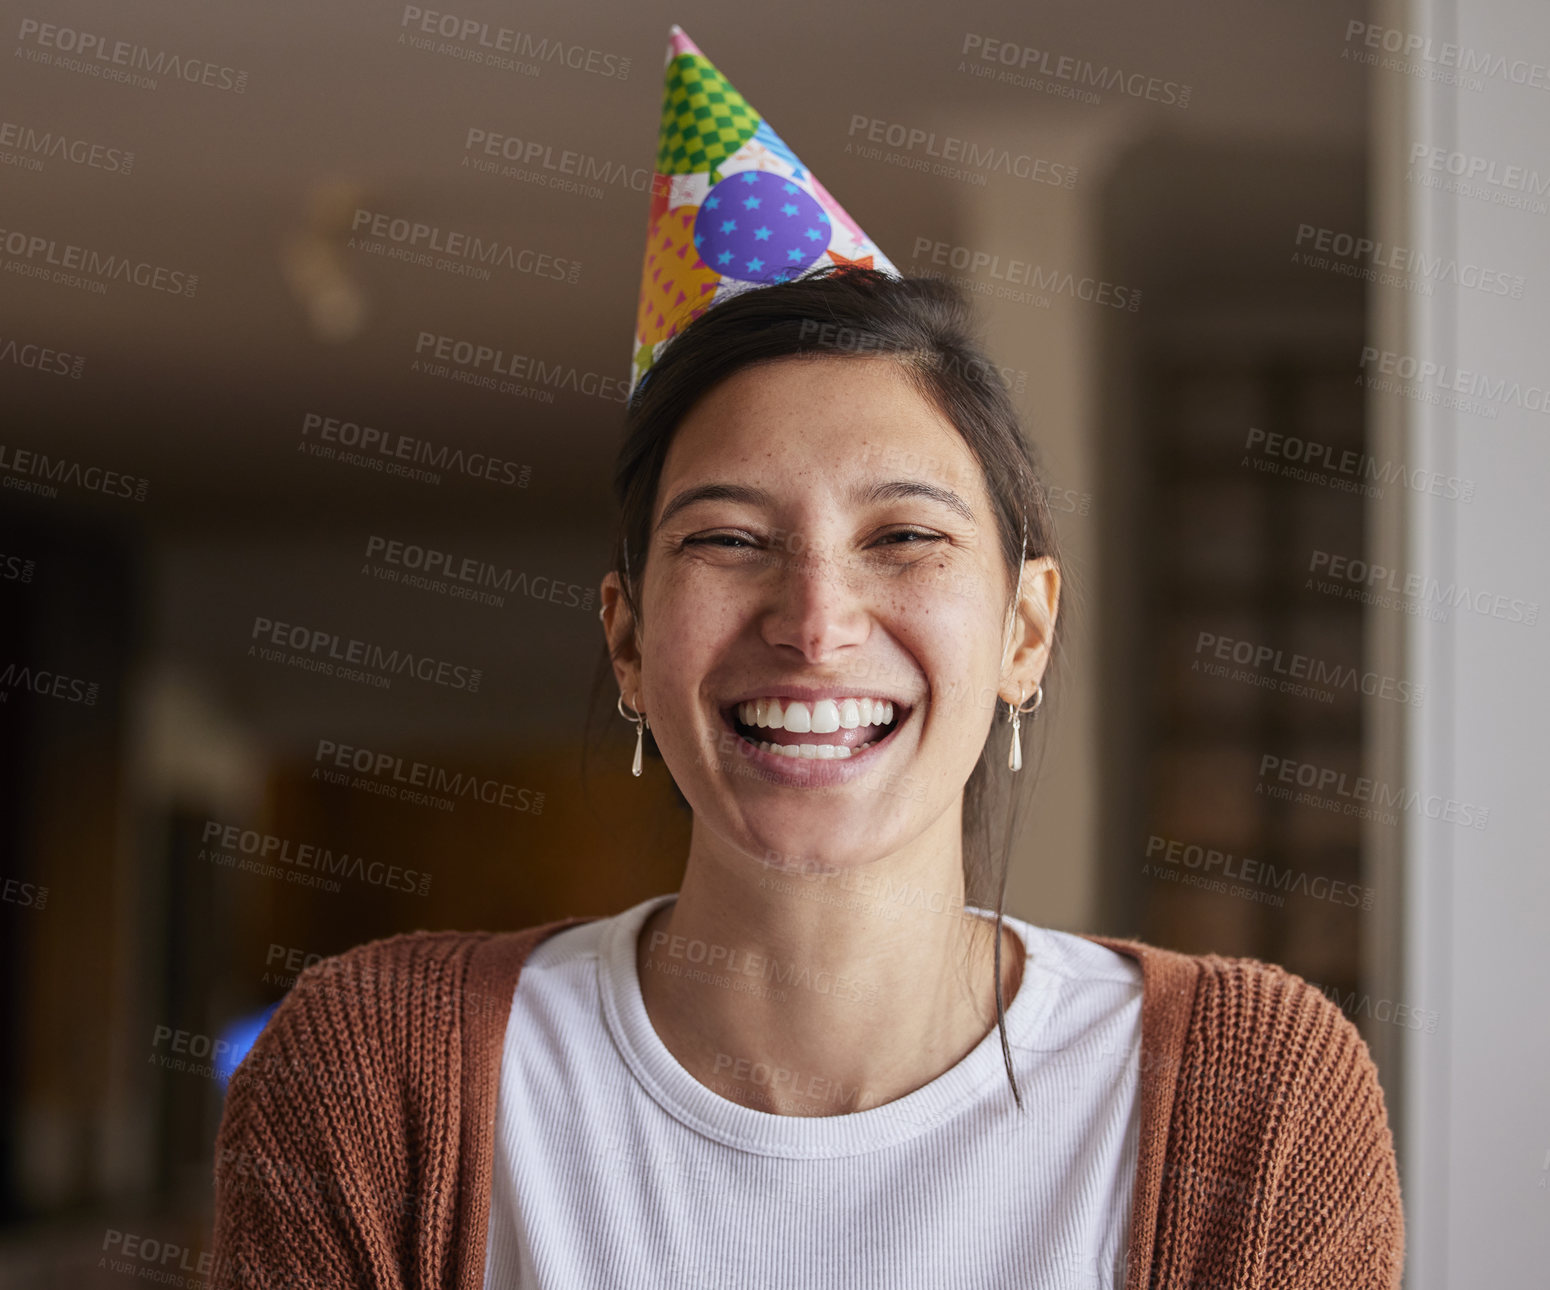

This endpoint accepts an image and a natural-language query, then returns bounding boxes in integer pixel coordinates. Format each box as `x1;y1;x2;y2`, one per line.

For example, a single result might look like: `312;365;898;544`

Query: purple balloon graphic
693;171;831;284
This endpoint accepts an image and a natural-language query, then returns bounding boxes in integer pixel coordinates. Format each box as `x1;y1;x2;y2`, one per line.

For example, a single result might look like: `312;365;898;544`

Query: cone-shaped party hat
629;24;900;398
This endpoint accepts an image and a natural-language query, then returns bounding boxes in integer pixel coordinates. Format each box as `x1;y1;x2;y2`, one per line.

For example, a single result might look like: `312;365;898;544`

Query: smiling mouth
722;698;906;761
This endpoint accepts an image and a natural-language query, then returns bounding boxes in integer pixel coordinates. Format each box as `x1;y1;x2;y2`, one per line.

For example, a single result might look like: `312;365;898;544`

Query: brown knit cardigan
208;920;1405;1289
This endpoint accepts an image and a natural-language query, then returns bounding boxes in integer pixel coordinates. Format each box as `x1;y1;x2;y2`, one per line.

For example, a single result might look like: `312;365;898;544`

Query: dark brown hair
585;264;1068;1107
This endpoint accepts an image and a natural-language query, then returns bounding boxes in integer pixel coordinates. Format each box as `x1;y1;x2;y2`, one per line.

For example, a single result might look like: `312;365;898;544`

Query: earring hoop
617;693;648;777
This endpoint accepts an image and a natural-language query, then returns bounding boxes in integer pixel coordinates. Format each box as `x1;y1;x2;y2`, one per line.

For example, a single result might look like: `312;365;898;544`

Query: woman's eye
685;534;753;549
878;530;942;546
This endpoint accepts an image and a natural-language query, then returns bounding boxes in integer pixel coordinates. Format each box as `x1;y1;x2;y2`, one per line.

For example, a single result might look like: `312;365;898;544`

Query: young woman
210;267;1404;1289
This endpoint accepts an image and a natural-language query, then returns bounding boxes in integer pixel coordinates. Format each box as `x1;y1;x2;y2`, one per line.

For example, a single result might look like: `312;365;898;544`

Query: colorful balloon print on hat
630;24;899;399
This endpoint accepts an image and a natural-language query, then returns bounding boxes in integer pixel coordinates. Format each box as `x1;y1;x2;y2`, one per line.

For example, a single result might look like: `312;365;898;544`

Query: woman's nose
758;545;873;662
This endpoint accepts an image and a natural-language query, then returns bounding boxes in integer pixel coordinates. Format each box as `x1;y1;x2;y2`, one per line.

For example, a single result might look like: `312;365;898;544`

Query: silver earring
1006;682;1043;772
618;693;648;777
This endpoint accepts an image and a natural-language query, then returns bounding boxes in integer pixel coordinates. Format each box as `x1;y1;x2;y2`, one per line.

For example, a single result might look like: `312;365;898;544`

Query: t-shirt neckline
596;892;1056;1159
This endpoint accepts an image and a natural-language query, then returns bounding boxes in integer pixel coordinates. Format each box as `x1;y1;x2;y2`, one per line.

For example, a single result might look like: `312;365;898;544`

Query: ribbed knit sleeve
209;931;482;1290
1258;975;1405;1289
1142;955;1405;1290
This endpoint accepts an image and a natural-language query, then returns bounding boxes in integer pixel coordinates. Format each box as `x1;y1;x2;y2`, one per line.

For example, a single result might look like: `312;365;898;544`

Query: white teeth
810;699;840;733
736;697;900;731
732;696;901;761
756;741;855;759
755;739;881;759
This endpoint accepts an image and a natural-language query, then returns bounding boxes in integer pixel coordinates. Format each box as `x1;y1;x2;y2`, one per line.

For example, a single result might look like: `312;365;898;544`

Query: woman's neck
635;822;1025;1116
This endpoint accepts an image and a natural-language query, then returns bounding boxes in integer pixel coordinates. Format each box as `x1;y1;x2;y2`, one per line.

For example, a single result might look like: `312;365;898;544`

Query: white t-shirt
482;893;1142;1290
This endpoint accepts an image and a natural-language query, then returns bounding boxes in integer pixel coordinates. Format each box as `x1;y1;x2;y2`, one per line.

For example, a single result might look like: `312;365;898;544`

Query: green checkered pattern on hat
657;52;761;175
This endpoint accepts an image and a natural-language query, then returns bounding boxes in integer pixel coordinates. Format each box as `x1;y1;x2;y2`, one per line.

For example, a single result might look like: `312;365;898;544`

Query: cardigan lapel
452;918;602;1290
1078;935;1201;1290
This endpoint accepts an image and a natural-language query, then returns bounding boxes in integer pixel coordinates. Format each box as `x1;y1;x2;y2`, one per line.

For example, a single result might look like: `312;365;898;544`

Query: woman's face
605;354;1055;873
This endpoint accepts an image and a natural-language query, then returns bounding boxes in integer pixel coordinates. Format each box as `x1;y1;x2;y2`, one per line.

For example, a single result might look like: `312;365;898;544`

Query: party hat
629;24;900;398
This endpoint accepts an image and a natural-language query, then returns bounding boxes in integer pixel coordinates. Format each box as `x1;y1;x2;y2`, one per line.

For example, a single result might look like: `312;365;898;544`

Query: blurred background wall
0;0;1544;1285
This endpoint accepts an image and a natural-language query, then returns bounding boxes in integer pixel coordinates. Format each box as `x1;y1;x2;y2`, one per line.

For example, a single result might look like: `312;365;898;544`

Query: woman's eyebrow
655;478;976;531
655;482;773;531
854;478;976;524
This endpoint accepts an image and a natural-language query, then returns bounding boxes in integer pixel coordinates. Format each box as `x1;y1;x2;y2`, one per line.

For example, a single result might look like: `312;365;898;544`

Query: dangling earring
1006;682;1044;772
618;693;648;777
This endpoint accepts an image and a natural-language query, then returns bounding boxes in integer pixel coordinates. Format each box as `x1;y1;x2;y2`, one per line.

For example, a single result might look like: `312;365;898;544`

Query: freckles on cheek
651;588;745;673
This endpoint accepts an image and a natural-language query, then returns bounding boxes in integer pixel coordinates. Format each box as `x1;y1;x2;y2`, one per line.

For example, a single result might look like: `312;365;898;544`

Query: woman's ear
998;557;1060;702
600;570;644;707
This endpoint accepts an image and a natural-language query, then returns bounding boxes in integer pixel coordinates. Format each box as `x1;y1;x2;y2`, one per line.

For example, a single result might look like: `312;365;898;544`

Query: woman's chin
735;815;898;874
